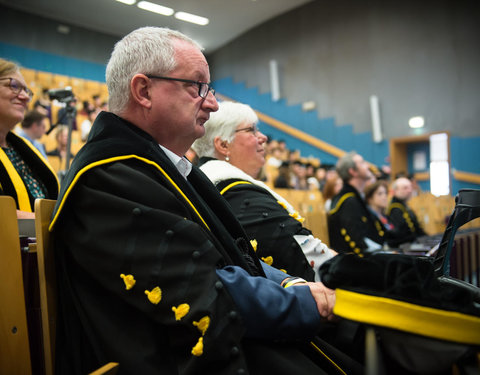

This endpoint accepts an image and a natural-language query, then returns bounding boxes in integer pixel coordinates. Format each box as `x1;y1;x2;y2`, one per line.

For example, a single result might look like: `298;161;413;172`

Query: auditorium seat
0;196;32;374
35;199;119;374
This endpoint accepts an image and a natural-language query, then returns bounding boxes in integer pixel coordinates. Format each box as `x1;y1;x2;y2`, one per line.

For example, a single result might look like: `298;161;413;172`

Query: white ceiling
1;0;313;53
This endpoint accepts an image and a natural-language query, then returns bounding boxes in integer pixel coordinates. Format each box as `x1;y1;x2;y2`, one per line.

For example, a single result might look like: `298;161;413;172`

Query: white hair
192;101;258;158
106;27;202;115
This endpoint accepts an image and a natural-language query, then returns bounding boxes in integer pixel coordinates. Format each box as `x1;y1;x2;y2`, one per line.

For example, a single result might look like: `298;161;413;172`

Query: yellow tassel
193;316;210;336
120;274;136;290
261;256;273;266
277;200;287;209
144;286;162;305
172;303;190;321
191;337;204;357
250;239;258;252
290;211;305;223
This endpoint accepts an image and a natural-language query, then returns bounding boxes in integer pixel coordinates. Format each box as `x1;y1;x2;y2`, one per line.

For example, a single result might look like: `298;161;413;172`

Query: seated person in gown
0;58;58;218
51;26;341;375
328;152;385;256
386;176;426;244
192;101;335;281
364;180;404;248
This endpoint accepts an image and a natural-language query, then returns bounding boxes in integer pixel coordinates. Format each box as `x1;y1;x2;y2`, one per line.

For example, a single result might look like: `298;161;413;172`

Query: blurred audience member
273;161;292;188
33;87;52;122
328;151;385;255
47;124;74;167
17;110;48;158
386;177;426;244
290;160;309;190
322;171;343;211
80;109;99;142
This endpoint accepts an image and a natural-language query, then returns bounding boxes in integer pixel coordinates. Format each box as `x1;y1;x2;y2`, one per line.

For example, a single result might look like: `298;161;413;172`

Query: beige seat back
0;196;32;374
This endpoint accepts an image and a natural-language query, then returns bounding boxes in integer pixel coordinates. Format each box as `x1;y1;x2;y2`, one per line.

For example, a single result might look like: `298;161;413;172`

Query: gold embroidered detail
250;239;258;252
261;256;273;266
349;241;356;248
280;269;287;273
345;235;351;242
193;316;210;336
341;228;347;235
191;337;204;356
145;286;162;304
361;216;367;223
172;304;190;321
120;274;136;290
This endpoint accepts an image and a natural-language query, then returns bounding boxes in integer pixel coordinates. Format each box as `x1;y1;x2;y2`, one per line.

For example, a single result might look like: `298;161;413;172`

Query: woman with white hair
193;101;335;281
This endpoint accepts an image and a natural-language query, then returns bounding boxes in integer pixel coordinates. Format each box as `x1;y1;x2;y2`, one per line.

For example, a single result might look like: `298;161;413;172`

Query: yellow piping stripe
309;341;347;375
334;289;480;345
219;180;252;195
0;147;32;211
49;155;210;232
328;192;355;215
385;202;405;216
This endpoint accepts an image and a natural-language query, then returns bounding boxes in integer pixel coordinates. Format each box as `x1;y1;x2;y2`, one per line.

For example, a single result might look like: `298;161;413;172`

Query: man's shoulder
329;186;361;214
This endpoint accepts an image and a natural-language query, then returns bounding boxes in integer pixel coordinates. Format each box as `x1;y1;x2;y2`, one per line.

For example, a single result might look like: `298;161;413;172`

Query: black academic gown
328;183;385;256
386;196;426;245
0;131;58;211
51;112;333;375
199;157;315;281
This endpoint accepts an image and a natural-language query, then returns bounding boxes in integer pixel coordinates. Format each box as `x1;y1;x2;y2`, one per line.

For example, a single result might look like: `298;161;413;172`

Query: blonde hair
0;58;20;78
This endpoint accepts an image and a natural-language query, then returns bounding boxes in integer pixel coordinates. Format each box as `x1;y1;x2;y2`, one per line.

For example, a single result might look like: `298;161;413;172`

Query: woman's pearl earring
225;155;230;162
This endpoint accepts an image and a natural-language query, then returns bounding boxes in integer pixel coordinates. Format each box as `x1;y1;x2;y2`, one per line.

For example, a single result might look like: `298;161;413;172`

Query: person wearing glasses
192;101;335;282
0;58;58;218
51;27;343;375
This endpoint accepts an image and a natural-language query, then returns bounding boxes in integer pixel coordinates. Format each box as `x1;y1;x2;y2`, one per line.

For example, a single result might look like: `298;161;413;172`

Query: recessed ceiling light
408;116;425;128
175;11;209;25
57;24;70;34
137;1;174;16
115;0;136;5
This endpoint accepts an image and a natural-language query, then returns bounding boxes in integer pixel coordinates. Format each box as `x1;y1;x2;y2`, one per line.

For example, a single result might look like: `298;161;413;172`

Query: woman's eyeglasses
0;77;34;101
234;125;259;135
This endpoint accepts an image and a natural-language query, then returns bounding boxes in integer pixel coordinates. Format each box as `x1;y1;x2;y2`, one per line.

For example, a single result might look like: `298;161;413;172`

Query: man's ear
130;74;152;109
348;167;357;178
213;136;229;158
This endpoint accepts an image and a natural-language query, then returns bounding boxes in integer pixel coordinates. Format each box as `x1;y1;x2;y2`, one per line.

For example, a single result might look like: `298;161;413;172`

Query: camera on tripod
48;88;75;103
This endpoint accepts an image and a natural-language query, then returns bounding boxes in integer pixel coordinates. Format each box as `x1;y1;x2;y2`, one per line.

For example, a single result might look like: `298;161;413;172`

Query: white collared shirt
159;145;192;180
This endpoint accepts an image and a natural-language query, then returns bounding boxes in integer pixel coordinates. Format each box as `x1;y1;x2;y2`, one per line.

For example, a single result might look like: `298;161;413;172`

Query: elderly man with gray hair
49;26;349;375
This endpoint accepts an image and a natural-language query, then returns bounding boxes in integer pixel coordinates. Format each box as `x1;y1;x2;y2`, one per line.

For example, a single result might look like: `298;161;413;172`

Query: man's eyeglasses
0;77;34;101
146;75;215;99
234;125;259;135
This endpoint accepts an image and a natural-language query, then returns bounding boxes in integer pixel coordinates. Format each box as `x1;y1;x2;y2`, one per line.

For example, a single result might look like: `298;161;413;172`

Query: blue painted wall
0;42;106;82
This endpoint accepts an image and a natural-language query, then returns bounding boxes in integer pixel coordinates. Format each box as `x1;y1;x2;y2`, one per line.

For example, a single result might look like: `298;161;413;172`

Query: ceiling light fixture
175;11;209;25
408;116;425;128
115;0;136;5
137;1;174;16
